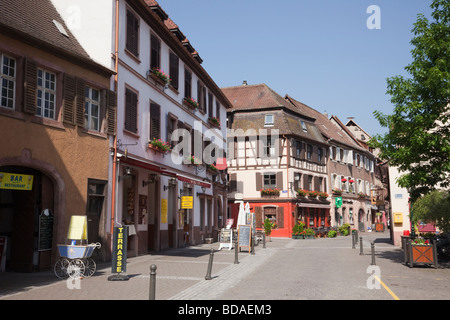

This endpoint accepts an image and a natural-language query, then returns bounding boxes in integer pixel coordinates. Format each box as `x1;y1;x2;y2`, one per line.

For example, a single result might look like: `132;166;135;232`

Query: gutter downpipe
110;0;120;239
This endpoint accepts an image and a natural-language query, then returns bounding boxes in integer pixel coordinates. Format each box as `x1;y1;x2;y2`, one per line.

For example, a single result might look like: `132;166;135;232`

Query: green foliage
338;223;351;236
370;0;450;201
292;222;305;234
328;230;337;238
264;218;272;236
412;190;450;233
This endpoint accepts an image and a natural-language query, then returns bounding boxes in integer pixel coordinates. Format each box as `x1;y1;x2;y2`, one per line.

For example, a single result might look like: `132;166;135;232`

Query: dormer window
300;120;307;132
265;114;274;126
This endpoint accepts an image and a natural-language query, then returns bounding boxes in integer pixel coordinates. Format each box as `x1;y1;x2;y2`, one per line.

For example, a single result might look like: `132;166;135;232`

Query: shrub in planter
328;230;337;238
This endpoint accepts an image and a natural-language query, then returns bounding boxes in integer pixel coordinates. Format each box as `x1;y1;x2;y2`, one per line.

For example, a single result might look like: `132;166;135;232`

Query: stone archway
0;149;65;271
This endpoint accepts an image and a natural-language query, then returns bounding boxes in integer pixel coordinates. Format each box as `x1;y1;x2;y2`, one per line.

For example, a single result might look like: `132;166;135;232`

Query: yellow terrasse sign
0;172;34;190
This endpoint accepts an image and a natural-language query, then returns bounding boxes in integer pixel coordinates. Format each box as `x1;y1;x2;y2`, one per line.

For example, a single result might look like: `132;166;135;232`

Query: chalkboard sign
238;225;252;253
38;209;54;251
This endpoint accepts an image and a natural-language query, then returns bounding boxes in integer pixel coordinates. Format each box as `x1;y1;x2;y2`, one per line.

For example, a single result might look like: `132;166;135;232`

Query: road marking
374;275;400;300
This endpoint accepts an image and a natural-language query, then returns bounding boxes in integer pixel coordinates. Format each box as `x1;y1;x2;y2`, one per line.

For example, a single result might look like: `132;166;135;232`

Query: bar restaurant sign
0;172;34;191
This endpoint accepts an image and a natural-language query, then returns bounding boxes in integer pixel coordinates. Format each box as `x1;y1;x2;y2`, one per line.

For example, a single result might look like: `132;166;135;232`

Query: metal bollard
359;237;364;255
149;264;157;300
251;235;255;255
352;233;355;249
263;233;266;249
371;241;376;265
234;238;239;264
205;249;214;280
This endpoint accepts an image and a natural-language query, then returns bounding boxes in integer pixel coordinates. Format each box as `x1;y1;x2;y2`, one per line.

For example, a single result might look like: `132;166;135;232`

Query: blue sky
157;0;433;136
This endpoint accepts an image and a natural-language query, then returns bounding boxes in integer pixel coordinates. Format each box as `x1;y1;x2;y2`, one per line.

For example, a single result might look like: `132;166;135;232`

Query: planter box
405;242;438;268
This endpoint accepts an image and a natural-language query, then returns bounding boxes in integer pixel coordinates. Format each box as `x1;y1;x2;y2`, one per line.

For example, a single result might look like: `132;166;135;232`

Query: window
87;179;107;243
169;52;179;90
184;68;191;99
150;33;161;70
300;120;307;132
1;54;16;109
167;114;177;148
295;140;302;158
126;9;139;57
307;175;313;191
149;102;160;140
263;137;276;157
318;147;323;162
85;87;100;131
263;173;276;189
197;81;206;112
208;92;213;116
264;114;274;126
125;88;138;133
307;144;313;160
36;68;56;119
216;101;220;119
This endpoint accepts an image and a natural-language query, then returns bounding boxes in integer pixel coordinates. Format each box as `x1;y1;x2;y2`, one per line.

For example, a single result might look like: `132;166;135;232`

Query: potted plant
332;188;343;195
305;228;315;239
264;218;272;241
292;222;305;239
358;192;367;198
186;154;202;165
319;192;329;200
308;190;319;199
327;230;337;238
405;237;438;268
148;138;171;153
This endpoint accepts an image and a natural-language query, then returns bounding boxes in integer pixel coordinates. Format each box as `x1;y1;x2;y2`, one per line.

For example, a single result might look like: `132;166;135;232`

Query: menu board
238;225;252;253
38;209;53;251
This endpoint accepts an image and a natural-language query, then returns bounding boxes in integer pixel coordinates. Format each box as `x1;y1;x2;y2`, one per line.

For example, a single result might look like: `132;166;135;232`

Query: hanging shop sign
181;196;193;209
0;172;34;191
335;197;343;208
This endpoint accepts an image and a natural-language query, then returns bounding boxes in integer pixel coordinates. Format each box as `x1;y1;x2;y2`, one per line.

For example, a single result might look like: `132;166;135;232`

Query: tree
411;190;450;233
370;0;450;201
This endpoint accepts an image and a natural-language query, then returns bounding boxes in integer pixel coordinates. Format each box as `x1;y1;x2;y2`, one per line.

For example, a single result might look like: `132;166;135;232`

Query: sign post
108;226;129;281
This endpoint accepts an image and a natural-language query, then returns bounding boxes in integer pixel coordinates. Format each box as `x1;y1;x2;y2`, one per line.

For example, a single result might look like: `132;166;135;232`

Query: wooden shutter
255;206;262;229
276;172;283;190
125;88;138;133
126;10;139;56
277;207;284;228
314;176;320;191
150;34;160;70
150;102;160;140
229;173;237;192
169;52;179;90
75;77;85;126
23;59;37;114
63;74;76;124
255;172;262;191
106;90;117;135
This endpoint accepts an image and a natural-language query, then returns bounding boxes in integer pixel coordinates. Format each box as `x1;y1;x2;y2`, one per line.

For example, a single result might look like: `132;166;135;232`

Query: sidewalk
0;237;288;300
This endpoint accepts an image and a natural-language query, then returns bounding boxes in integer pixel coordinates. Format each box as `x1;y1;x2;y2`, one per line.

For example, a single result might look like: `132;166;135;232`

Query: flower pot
405;242;438;268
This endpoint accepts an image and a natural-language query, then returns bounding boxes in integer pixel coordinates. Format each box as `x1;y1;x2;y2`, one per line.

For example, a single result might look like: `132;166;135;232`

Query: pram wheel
67;259;85;279
54;258;70;279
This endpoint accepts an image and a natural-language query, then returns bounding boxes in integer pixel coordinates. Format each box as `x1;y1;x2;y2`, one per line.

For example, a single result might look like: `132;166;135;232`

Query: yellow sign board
181;196;193;209
67;215;88;240
161;199;167;223
0;172;34;191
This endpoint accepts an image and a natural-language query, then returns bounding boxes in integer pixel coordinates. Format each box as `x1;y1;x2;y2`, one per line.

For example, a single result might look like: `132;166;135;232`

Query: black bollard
205;249;214;280
371;241;376;265
234;238;239;264
263;233;266;249
149;264;157;300
352;233;356;249
251;235;255;255
359;237;364;255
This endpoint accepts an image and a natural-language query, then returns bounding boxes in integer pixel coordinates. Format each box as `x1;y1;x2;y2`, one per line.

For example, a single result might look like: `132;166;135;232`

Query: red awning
120;157;176;177
177;175;211;188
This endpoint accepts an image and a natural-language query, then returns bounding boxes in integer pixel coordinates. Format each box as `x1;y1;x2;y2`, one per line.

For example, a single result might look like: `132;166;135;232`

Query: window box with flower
405;238;438;268
183;97;200;110
148;138;171;153
332;188;343;195
260;188;280;197
296;189;308;198
358;192;367;199
186;154;202;165
149;68;171;87
208;117;221;128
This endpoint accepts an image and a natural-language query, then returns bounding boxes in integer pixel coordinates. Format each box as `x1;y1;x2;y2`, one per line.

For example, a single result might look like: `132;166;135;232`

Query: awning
120;156;176;177
297;202;330;209
177;175;211;189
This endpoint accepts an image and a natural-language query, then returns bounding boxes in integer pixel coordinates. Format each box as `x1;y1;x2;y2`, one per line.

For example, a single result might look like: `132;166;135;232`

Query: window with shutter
125;88;138;134
169;52;179;90
150;34;161;70
184;68;191;99
24;59;37;114
63;74;75;124
126;9;139;57
36;68;56;119
0;54;16;109
106;90;116;135
149;102;160;140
